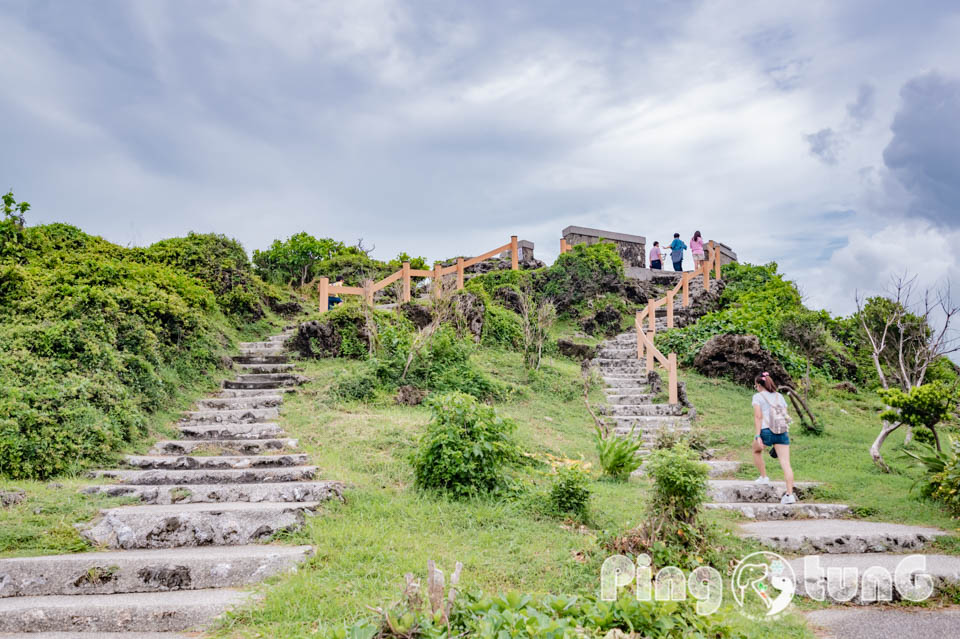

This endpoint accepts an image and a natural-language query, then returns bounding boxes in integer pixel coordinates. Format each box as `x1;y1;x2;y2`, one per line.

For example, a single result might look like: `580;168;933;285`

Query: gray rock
740;520;946;554
149;438;298;456
0;491;25;508
707;479;820;503
0;589;250;633
604;392;656;405
79;502;319;549
0;545;313;597
123;454;308;471
88;466;317;485
81;480;344;505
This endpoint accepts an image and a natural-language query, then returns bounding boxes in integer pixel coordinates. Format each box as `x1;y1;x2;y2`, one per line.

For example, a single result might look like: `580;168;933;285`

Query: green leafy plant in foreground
548;464;592;520
411;392;520;499
594;426;643;481
904;436;960;515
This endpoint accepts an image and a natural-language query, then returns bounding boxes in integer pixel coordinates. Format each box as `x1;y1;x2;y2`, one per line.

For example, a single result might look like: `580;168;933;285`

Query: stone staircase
0;327;343;636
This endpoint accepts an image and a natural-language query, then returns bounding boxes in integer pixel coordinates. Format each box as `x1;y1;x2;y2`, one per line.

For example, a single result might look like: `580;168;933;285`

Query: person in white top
750;372;796;504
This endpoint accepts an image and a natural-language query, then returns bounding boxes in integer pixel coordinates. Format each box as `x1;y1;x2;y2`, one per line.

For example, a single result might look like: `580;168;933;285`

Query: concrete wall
562;226;646;268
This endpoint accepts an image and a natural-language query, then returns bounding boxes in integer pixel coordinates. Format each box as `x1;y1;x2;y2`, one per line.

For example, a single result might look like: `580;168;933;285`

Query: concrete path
0;326;343;635
805;607;960;639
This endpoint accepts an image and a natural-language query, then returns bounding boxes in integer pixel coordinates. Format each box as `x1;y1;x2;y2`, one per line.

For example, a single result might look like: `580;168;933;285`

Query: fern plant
594;426;643;481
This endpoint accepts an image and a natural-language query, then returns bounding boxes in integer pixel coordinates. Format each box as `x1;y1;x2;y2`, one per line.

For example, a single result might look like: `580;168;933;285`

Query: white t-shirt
752;391;787;431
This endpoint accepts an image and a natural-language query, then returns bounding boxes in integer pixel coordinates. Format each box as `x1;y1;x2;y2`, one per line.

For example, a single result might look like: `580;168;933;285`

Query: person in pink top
690;231;705;270
649;241;662;270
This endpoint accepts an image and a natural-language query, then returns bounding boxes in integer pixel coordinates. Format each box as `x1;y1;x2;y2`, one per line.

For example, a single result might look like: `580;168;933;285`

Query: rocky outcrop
557;338;597;361
692;333;791;387
395;385;428;406
291;315;373;359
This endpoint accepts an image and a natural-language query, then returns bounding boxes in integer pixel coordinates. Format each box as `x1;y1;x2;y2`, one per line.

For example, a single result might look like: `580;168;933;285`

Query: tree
879;383;957;453
0;190;30;259
252;232;350;286
856;274;960;470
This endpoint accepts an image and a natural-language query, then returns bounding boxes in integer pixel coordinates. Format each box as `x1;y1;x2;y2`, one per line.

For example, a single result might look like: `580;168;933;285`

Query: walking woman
751;372;796;504
690;231;705;270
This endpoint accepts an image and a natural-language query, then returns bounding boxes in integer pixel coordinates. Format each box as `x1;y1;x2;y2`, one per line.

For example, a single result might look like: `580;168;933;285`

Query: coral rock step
0;545;313;597
88;466;317;485
238;341;282;349
181;408;279;424
177;423;286;440
79;502;320;549
222;380;287;390
739;520;947;554
231;354;289;365
788;553;960;603
234;363;295;374
195;396;283;410
81;480;344;505
606;404;685;417
236;373;301;383
707;479;820;503
703;460;741;477
149;438;298;456
217;388;293;398
704;502;851;520
602;377;651;388
0;589;250;633
605;393;655;404
124;454;308;471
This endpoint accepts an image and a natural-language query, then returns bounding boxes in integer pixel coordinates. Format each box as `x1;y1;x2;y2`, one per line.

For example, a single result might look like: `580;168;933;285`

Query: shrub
333;367;380;402
480;304;523;349
594;426;643;481
252;232;356;286
540;242;624;315
880;383;958;448
411;392;520;498
646;444;708;524
904;437;960;514
548;465;591;519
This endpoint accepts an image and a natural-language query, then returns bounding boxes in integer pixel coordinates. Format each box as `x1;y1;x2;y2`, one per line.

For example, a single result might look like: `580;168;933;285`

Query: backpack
760;393;792;435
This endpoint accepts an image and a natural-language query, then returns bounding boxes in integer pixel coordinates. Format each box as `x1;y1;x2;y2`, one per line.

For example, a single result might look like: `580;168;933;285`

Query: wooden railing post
710;240;721;280
401;261;411;303
433;263;443;298
318;277;329;314
636;311;643;360
560;238;568;254
666;290;675;329
703;257;711;292
510;236;519;270
668;353;678;405
682;272;690;307
363;279;374;306
646;302;656;373
456;257;465;290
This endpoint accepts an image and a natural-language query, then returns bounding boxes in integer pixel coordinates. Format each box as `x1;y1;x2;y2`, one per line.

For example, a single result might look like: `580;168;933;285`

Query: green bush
548;465;591;519
332;367;380;402
480;304;524;349
905;437;960;514
594;427;643;481
646;444;708;523
540;242;624;315
252;232;357;286
880;383;958;445
411;392;520;498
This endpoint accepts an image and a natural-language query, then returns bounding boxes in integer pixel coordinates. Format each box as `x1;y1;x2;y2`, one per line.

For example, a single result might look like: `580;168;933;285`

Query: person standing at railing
690;231;705;271
328;275;344;310
649;241;663;270
669;233;686;272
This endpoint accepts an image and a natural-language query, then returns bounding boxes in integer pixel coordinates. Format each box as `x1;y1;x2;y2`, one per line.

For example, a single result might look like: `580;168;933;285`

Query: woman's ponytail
754;371;777;392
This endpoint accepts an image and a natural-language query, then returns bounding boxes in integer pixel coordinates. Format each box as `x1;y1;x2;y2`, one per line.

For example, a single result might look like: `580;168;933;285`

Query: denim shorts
760;428;789;446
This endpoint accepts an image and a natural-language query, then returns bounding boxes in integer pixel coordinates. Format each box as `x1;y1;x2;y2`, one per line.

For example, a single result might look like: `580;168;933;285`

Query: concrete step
222;380;288;390
235;363;295;374
177;423;286;440
0;545;313;597
804;607;960;636
81;480;344;505
739;520;947;554
606;404;685;417
605;393;655;404
602;377;651;388
789;553;960;603
236;373;301;384
181;407;280;425
610;415;691;429
0;589;249;633
149;438;298;456
703;460;741;477
704;502;851;520
238;341;281;349
88;466;317;485
707;479;820;503
124;454;309;471
594;359;646;369
231;354;289;365
238;349;285;358
217;388;294;398
595;348;636;360
196;396;283;410
79;502;319;549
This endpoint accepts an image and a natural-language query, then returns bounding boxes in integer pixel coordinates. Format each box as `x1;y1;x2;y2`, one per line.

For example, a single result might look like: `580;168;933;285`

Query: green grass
211;351;812;638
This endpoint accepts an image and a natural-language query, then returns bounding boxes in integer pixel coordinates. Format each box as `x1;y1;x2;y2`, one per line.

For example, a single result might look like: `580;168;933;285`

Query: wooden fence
318;236;520;313
637;240;722;405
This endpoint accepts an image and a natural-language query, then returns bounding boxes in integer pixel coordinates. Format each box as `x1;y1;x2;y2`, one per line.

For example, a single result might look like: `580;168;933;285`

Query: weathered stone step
196;395;283;410
789;553;960;603
124;454;308;471
703;460;741;477
223;379;287;390
238;341;281;349
88;466;317;485
181;407;279;424
613;425;692;440
610;415;691;428
235;363;295;374
177;423;285;440
238;349;285;358
231;354;290;365
602;377;650;388
236;373;301;383
605;404;685;417
82;481;344;505
605;393;656;404
595;349;636;360
594;359;646;369
740;520;947;554
79;502;319;549
150;438;298;456
707;479;820;503
218;388;293;398
704;502;851;520
0;589;249;633
0;545;313;597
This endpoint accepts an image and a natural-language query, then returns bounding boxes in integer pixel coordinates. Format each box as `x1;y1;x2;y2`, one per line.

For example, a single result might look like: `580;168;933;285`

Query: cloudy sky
2;0;959;315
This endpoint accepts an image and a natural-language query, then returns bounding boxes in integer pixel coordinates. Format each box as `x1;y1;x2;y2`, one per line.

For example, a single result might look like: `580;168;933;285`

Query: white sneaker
780;493;797;505
754;476;770;484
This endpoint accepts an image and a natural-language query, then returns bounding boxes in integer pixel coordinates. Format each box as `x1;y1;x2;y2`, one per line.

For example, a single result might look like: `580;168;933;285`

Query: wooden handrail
318;236;523;313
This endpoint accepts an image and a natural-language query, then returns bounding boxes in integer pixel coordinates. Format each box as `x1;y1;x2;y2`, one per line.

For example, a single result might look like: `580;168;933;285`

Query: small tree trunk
930;425;942;452
904;427;914;446
870;421;902;472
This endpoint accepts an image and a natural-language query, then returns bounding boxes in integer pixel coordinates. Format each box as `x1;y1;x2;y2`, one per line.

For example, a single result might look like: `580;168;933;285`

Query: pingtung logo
731;551;796;620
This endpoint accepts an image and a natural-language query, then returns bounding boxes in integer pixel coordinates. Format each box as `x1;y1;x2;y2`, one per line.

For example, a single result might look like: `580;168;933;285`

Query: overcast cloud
2;0;959;315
